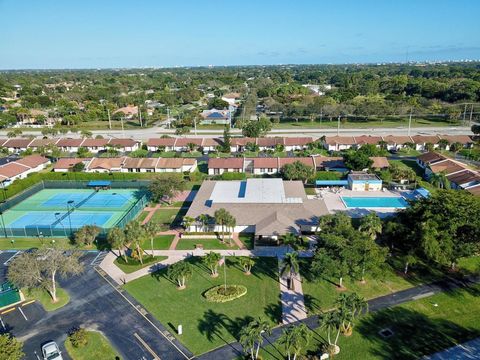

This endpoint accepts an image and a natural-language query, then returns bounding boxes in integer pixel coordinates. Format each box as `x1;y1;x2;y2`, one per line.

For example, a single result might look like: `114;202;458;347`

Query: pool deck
316;188;413;218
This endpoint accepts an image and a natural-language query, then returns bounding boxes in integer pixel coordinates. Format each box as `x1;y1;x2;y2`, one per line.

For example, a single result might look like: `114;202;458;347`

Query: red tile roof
15;154;49;168
208;158;244;169
324;136;356;145
56;138;84;147
147;138;176;147
354;135;383;145
53;158;91;170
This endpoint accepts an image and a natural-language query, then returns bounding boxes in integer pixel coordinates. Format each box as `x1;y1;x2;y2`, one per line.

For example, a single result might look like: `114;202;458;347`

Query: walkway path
279;259;307;324
232;232;247;250
141;203;161;224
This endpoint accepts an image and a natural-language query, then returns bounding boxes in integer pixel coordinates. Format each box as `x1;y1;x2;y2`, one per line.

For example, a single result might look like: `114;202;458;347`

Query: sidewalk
279;259;307;324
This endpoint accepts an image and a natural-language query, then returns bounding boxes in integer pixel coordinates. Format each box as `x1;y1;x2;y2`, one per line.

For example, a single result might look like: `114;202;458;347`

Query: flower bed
203;285;247;303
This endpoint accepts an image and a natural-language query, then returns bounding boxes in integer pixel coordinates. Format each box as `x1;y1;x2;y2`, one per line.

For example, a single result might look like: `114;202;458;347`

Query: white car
42;341;63;360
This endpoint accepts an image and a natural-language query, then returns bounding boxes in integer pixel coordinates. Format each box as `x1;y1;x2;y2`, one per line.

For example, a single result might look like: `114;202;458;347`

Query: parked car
42;341;63;360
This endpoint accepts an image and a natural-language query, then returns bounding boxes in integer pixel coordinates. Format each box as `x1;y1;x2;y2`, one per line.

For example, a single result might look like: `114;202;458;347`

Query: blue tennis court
1;187;147;237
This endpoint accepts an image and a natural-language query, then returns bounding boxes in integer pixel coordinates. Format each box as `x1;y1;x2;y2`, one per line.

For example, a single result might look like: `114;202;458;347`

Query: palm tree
277;324;312;360
107;227;126;259
239;318;271;360
225;214;236;246
239;257;255;275
359;212;382;241
197;214;210;232
167;260;192;289
335;292;368;336
429;172;450;189
319;309;343;355
281;252;299;290
124;220;146;264
214;208;230;243
203;252;221;277
183;216;195;231
282;232;301;250
143;221;160;256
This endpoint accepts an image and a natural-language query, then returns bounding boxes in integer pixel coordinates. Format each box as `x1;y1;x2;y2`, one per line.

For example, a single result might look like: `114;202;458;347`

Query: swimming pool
342;196;408;208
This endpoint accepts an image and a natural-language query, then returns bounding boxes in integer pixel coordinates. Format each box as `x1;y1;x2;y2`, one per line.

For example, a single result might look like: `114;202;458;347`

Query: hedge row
203;285;247;303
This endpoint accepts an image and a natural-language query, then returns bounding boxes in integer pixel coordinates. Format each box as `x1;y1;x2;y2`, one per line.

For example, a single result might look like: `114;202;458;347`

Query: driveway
0;251;194;360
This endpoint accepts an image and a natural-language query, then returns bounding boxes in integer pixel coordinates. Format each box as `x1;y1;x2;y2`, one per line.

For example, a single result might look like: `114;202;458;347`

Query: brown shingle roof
147;138;176;147
230;137;256;146
0;163;30;179
354;135;383;145
15;154;49;168
383;135;413;145
81;138;109;147
324;136;356;145
283;137;314;146
108;138;138;147
429;159;466;175
53;158;91;170
208;158;244;169
312;156;345;169
87;157;124;170
4;138;33;148
122;158;158;169
249;157;279;169
56;138;84;147
447;170;480;186
29;138;59;147
411;135;440;144
279;157;315;168
175;138;203;147
257;137;283;147
466;185;480;196
370;157;390;169
438;135;473;144
417;152;446;164
156;158;196;169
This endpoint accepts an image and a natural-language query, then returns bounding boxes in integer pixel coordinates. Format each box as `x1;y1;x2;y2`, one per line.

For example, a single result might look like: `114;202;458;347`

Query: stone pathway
278;259;308;324
232;232;247;250
141;204;161;224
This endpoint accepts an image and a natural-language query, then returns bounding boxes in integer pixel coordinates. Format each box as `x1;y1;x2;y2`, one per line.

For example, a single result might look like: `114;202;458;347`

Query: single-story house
146;138;177;152
53;158;92;172
437;135;474;150
411;135;441;151
354;135;384;148
56;138;84;153
383;136;414;151
416;152;446;169
85;157;125;173
3;138;34;153
200;109;230;125
0;155;50;185
323;136;357;152
208;158;244;175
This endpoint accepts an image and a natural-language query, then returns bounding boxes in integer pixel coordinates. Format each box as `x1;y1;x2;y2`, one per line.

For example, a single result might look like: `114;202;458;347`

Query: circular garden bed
203;285;247;303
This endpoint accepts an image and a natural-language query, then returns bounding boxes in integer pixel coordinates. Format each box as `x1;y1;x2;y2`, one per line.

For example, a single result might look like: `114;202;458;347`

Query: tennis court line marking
134;333;161;360
18;307;28;321
94;268;192;360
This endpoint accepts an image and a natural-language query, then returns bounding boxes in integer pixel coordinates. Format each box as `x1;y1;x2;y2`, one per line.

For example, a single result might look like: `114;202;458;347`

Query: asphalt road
0;125;474;140
0;251;193;360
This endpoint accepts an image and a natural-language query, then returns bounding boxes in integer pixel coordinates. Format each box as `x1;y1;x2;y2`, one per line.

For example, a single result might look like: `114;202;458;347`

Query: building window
214;168;220;175
268;168;273;172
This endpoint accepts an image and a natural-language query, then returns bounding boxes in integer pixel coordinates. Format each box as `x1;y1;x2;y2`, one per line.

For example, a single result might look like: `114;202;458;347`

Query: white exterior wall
350;182;382;191
253;168;278;175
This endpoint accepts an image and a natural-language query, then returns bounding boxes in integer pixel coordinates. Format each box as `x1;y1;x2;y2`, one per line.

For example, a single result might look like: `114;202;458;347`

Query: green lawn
259;284;480;360
114;255;168;274
140;235;175;250
304;186;316;196
136;211;149;223
150;208;187;226
301;261;414;313
175;238;239;250
238;234;254;249
388;159;437;192
24;286;70;311
65;330;121;360
0;238;70;250
124;257;281;355
152;151;177;158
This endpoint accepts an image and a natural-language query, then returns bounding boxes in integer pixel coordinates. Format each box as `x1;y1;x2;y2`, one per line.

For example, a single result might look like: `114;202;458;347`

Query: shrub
220;172;246;180
204;285;247;303
68;327;88;348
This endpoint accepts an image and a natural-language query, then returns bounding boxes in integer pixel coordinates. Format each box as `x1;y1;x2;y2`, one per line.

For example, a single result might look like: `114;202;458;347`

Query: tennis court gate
0;180;151;237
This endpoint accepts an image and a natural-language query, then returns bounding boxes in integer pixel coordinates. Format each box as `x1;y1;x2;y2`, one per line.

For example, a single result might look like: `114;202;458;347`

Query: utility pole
138;105;142;128
319;107;323;124
462;104;467;126
167;107;171;129
121;116;125;138
107;108;112;130
408;108;413;137
194;117;197;135
337;115;341;136
469;104;474;126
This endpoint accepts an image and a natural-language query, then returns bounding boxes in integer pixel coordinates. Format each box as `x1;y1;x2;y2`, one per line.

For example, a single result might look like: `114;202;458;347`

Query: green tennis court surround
0;185;148;237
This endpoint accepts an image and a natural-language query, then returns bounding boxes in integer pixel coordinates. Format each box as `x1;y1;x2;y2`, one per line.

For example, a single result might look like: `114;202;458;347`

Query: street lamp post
0;210;7;238
66;200;75;236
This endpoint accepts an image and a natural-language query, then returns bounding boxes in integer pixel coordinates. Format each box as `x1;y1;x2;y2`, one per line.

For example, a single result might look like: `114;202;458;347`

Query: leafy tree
282;233;305;250
343;150;373;170
203;252;221;277
167;260;192;289
281;161;314;183
403;252;418;275
429;172;450;189
239;257;255;275
0;334;24;360
281;252;300;290
214;208;233;243
107;227;127;259
241;118;272;138
225;213;236;246
71;162;85;172
222;124;231;153
207;97;229;109
311;247;348;288
197;214;211;232
80;130;92;138
277;323;312;360
7;129;22;138
149;174;185;203
76;146;92;158
8;247;83;302
74;225;101;246
239;318;271;360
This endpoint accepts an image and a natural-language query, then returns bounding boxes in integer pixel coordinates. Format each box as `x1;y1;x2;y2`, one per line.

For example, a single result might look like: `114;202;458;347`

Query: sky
1;0;480;69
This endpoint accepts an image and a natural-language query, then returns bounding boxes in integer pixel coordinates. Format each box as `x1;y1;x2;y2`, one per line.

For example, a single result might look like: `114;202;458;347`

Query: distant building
347;172;383;191
113;105;138;119
200;108;231;125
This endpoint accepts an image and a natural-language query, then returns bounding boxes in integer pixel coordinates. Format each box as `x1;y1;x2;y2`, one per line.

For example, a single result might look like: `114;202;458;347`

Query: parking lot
0;250;192;360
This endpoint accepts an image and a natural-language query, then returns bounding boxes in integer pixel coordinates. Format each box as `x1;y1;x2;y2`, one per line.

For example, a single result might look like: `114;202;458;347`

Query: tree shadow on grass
250;257;281;284
357;307;480;359
264;302;283;324
304;294;322;314
198;309;229;344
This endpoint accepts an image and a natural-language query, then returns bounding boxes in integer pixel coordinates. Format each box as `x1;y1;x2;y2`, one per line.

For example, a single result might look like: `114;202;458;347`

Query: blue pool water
342;196;408;208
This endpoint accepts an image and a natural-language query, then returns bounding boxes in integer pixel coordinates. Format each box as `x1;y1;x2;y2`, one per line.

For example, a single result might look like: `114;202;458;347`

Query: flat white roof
209;178;302;204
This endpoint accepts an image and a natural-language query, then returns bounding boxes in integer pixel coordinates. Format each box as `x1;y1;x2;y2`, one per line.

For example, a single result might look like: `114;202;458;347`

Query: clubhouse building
185;178;329;244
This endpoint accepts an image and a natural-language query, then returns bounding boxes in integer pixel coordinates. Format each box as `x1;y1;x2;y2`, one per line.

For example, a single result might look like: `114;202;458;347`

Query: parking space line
90;251;103;265
18;307;28;321
3;251;19;266
22;300;36;306
134;332;160;360
94;268;191;359
1;307;15;315
0;316;5;331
